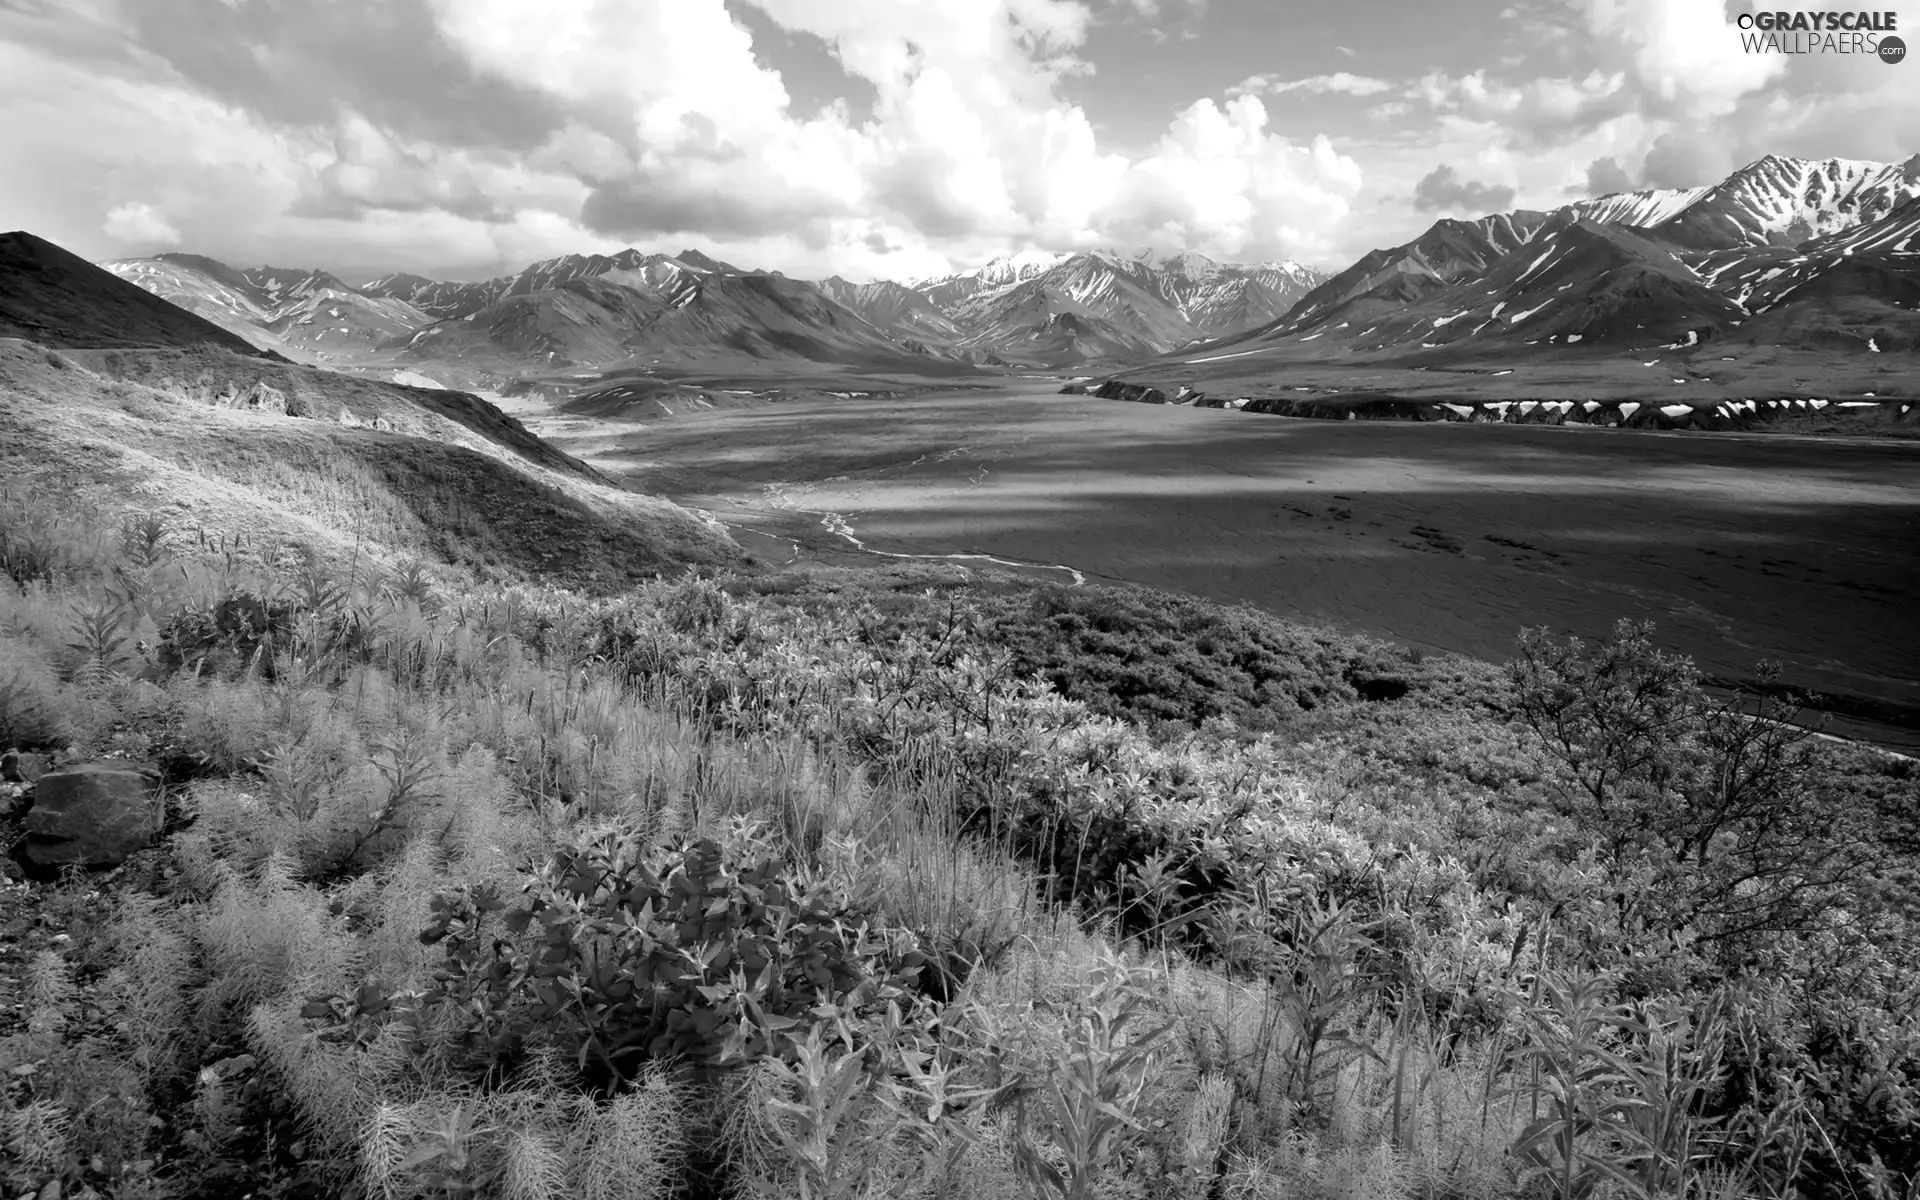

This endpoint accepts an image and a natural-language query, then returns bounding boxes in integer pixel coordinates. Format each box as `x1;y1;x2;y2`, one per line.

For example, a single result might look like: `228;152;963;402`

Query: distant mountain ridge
1202;152;1920;361
102;254;428;357
908;248;1328;366
99;242;1331;371
91;153;1917;375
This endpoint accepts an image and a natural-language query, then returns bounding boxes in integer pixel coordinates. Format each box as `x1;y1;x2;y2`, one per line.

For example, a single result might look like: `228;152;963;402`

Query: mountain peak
674;249;739;273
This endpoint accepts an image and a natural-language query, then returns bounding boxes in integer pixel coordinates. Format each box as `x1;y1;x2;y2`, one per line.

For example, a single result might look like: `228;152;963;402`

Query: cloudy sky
1;0;1914;282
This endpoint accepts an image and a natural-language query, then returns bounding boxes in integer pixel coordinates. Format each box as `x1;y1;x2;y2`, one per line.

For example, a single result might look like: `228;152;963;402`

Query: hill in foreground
0;341;740;587
0;231;739;587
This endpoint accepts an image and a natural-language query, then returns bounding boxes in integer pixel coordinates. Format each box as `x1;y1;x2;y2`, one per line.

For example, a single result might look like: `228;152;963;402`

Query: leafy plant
370;826;933;1088
1009;951;1173;1200
1504;969;1646;1200
758;1026;886;1200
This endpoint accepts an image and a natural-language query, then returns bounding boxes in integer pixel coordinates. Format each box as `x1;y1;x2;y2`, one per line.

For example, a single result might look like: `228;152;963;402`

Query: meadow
2;485;1917;1200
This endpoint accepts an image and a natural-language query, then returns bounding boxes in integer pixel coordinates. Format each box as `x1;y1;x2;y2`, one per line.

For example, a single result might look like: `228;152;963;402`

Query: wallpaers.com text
1736;9;1905;56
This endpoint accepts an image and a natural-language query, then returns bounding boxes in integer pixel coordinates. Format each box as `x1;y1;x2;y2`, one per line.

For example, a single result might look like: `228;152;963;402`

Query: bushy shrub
333;825;933;1090
1510;619;1882;953
980;585;1372;730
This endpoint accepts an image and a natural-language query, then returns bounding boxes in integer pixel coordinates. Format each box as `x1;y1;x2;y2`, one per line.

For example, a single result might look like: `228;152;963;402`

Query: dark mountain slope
1;232;273;356
403;255;946;371
1257;212;1552;341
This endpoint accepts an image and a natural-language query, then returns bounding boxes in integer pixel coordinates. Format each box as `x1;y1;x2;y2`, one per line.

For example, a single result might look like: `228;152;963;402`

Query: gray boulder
23;760;163;867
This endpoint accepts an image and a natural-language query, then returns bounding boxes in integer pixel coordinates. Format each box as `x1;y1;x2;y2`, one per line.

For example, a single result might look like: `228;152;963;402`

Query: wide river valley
539;382;1920;750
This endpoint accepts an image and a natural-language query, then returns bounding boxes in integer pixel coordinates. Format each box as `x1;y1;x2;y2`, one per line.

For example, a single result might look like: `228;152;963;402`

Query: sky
1;0;1915;283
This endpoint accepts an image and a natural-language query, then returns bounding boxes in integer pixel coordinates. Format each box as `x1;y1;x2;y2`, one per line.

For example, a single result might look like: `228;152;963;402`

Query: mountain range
102;243;1327;374
1202;153;1920;362
85;152;1920;378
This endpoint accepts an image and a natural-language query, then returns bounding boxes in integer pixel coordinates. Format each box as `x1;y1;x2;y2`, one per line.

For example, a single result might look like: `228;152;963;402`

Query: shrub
1510;620;1876;954
980;585;1374;731
346;825;934;1089
0;489;99;585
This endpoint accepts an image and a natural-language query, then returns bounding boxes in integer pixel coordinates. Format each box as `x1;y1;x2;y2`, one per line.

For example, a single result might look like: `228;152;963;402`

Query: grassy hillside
1;489;1915;1200
0;339;739;588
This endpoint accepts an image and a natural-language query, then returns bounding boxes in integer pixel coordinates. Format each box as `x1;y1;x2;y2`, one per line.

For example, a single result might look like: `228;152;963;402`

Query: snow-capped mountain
1267;212;1550;337
1649;154;1920;250
1564;186;1711;229
1803;192;1920;255
898;248;1328;363
388;249;944;369
361;272;504;320
1207;153;1920;359
102;254;430;355
911;250;1070;310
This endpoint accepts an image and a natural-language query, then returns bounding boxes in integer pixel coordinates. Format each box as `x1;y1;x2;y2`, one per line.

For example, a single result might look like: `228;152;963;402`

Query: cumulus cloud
1579;155;1636;196
1096;96;1364;259
1231;72;1393;98
1410;68;1633;146
1359;0;1910;250
1583;0;1783;119
1411;163;1516;213
0;0;1380;277
1641;129;1735;189
102;202;181;245
6;0;1908;284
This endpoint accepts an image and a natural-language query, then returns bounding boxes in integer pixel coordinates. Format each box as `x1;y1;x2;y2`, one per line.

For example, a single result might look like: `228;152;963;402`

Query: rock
1;750;51;783
239;381;289;413
1091;380;1170;405
1057;383;1089;394
22;760;163;868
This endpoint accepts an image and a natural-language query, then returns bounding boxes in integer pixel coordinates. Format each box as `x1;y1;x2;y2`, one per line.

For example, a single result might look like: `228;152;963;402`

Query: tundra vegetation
1;486;1916;1200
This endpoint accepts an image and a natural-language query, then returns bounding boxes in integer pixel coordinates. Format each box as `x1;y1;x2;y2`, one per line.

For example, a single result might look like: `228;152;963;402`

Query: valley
547;381;1920;752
